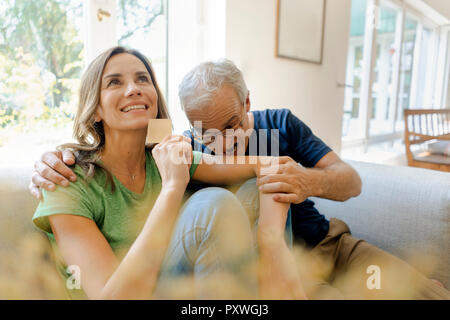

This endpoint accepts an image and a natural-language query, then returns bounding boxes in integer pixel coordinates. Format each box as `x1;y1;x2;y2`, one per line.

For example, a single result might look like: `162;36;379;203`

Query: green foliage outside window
0;0;83;134
0;0;163;150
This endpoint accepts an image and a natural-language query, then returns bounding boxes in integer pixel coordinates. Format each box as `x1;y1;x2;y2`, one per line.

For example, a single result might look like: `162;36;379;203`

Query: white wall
83;0;117;65
403;0;450;109
422;0;450;20
168;0;226;133
225;0;352;153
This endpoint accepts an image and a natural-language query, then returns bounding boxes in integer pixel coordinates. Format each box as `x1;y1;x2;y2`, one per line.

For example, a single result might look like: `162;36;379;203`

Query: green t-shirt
32;149;202;299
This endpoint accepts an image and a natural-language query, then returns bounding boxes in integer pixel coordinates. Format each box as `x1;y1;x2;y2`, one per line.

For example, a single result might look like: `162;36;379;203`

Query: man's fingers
28;182;42;200
257;174;289;186
41;152;76;182
278;156;295;164
62;149;76;166
31;172;56;191
272;193;298;203
259;164;282;175
34;161;70;187
259;156;292;168
258;181;295;194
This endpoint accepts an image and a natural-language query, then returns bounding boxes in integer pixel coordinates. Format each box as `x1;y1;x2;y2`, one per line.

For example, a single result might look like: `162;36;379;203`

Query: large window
0;0;226;167
117;0;167;96
395;15;418;132
370;4;398;136
0;0;167;167
342;0;450;147
0;0;84;166
343;0;367;139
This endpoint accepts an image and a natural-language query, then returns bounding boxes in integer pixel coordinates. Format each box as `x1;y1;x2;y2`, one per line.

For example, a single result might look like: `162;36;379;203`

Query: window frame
342;0;450;150
83;0;169;99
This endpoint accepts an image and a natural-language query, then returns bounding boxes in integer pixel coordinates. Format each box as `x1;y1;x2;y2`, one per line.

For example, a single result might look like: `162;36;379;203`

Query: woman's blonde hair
59;46;170;188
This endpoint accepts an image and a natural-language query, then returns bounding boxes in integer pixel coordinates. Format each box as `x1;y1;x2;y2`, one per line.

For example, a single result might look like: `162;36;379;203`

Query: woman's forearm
100;185;186;299
193;155;277;185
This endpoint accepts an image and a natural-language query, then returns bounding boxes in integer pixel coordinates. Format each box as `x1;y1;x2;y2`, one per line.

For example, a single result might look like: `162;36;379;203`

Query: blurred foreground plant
0;232;66;299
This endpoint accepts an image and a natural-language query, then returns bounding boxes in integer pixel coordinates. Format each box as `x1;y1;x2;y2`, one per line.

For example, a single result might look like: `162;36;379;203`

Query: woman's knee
159;187;258;296
176;187;256;264
234;178;259;224
235;178;258;203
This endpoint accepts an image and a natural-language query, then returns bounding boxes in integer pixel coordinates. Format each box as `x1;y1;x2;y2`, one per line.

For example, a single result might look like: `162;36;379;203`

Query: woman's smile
121;104;148;113
97;53;159;130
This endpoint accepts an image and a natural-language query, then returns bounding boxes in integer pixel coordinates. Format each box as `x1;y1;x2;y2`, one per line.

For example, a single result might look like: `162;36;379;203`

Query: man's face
186;85;251;155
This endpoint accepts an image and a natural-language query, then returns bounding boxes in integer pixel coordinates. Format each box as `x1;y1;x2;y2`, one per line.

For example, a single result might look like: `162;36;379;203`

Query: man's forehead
188;86;242;129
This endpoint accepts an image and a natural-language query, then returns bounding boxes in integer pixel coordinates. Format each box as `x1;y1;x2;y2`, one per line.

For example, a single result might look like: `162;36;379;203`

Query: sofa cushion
427;140;450;156
312;160;450;288
413;151;450;165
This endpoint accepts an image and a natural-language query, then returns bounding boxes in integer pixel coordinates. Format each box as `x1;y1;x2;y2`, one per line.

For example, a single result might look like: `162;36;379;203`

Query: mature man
30;59;448;299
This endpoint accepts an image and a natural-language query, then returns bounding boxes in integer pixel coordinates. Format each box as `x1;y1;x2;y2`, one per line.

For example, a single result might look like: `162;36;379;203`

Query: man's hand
256;157;316;204
256;152;362;204
29;149;77;200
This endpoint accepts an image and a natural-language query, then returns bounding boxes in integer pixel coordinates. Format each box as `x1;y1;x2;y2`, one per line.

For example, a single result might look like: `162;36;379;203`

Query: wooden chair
404;109;450;172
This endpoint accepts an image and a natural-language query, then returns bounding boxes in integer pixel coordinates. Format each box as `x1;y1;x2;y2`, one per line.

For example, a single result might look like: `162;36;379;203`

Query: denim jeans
153;179;293;299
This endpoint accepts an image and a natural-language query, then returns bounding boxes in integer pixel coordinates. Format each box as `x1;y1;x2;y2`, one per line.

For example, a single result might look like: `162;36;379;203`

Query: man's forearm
308;162;362;201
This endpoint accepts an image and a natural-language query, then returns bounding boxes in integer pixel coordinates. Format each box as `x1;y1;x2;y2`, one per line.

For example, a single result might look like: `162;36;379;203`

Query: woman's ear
94;106;102;122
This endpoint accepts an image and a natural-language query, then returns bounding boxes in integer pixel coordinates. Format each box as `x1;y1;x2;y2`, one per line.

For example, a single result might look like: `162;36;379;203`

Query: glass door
117;0;168;98
342;0;445;149
395;15;418;132
369;3;400;136
342;0;367;140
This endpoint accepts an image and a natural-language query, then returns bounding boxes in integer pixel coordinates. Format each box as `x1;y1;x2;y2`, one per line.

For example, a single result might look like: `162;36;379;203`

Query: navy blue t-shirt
185;108;331;247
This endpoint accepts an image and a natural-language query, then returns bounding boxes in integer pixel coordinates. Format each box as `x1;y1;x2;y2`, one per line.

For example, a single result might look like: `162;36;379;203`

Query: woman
33;46;304;300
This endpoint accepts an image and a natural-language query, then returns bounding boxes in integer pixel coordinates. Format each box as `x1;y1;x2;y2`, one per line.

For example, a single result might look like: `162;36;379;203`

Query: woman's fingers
178;135;192;144
156;135;192;165
159;134;191;145
152;135;192;187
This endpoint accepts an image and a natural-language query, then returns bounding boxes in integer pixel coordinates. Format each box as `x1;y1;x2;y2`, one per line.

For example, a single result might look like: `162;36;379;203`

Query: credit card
146;118;173;144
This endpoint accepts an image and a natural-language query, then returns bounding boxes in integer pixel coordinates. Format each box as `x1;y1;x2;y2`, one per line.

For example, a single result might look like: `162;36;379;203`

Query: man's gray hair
178;59;248;112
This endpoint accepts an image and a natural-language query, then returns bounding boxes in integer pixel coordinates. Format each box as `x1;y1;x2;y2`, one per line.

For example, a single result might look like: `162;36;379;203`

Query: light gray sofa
0;160;449;298
312;160;449;288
